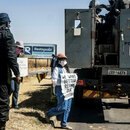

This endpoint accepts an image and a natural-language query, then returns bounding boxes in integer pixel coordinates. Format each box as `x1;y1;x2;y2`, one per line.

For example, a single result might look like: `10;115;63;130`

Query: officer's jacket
0;26;20;83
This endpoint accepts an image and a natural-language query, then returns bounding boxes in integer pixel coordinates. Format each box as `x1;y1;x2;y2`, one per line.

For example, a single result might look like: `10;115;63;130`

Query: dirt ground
6;68;56;130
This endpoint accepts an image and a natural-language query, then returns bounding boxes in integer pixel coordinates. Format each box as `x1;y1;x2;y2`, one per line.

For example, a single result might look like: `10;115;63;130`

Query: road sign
24;43;57;58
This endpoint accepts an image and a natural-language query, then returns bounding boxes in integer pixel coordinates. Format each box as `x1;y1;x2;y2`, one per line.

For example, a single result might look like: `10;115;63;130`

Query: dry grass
6;69;56;130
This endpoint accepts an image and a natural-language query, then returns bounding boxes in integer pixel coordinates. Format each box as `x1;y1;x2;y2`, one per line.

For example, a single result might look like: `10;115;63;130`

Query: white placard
61;73;78;100
12;58;28;77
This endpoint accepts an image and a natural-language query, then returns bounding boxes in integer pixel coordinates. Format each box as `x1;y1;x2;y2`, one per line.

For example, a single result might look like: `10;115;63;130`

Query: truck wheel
74;85;83;105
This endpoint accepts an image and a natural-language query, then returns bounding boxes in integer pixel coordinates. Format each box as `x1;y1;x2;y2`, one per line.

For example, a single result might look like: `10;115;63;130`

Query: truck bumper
83;90;118;99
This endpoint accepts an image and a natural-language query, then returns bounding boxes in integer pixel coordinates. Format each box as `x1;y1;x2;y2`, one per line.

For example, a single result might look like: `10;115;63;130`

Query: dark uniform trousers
0;84;9;129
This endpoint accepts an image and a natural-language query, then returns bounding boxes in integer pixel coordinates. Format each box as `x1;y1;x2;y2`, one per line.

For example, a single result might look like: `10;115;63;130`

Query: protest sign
12;58;28;77
61;73;78;100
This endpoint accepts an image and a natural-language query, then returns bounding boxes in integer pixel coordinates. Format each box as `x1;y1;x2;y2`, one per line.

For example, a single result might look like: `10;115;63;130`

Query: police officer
0;13;21;130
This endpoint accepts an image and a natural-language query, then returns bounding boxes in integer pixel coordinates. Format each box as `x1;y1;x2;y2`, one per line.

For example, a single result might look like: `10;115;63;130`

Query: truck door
65;9;93;68
120;9;130;68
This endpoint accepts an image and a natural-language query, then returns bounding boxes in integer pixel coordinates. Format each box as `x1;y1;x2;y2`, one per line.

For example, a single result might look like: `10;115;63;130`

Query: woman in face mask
45;53;73;130
16;41;24;57
10;41;24;109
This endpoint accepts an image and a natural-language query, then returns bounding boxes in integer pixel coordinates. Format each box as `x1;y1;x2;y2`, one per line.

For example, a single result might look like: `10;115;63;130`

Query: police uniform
0;13;20;129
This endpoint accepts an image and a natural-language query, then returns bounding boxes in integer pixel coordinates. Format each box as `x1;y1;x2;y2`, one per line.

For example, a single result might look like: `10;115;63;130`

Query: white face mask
59;60;67;67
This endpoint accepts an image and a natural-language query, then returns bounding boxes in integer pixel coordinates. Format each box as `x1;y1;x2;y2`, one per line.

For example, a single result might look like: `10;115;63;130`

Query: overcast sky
0;0;109;53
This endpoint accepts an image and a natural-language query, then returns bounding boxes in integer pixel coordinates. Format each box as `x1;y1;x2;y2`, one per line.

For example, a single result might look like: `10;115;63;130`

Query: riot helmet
109;0;115;5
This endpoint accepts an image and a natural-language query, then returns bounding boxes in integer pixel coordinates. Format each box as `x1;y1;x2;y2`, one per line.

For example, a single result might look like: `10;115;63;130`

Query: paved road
65;99;130;130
